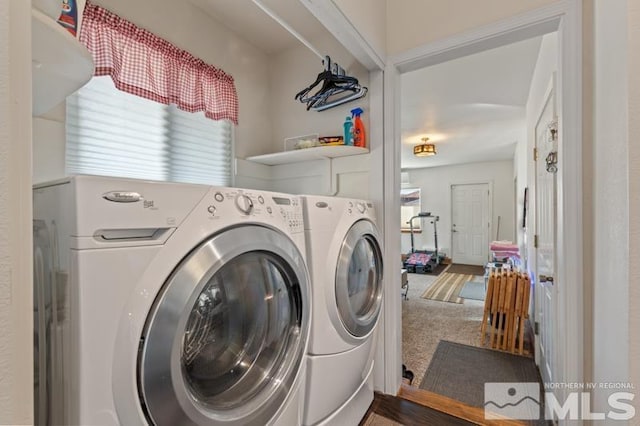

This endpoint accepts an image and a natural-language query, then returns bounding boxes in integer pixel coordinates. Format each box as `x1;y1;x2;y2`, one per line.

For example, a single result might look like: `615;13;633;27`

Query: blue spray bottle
343;116;353;146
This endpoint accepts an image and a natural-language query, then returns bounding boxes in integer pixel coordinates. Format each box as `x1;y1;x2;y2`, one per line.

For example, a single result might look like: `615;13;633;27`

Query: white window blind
66;76;233;185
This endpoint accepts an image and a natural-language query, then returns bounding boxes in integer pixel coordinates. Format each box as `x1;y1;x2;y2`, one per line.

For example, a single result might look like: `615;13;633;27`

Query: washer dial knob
356;202;366;213
214;192;224;202
235;194;254;215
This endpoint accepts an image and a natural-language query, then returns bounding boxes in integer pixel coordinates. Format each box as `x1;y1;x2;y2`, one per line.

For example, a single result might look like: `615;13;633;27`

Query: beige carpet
402;272;485;385
420;272;474;303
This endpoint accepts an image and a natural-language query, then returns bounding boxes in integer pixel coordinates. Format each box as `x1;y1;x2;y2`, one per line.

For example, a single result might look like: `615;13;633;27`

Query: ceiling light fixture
413;137;437;157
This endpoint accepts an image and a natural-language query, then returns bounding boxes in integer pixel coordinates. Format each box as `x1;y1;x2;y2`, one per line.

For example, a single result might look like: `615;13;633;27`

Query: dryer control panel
203;188;304;234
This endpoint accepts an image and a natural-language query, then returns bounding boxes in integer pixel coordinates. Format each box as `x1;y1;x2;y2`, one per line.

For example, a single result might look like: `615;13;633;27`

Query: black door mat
420;340;550;424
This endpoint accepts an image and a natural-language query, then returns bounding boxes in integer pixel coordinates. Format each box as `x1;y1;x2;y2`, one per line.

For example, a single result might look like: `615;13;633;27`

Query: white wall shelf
246;145;368;166
32;7;94;116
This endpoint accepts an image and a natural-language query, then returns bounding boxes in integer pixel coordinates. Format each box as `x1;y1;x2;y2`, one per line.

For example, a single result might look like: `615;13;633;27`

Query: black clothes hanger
294;70;334;104
295;56;368;111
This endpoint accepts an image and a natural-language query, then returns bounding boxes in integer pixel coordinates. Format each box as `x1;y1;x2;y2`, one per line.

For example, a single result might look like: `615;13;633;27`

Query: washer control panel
344;200;376;220
203;188;303;233
234;193;254;215
347;200;369;215
273;195;303;233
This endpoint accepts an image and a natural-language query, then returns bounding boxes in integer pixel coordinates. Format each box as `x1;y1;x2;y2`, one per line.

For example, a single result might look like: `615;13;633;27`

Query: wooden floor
360;385;529;426
359;390;475;425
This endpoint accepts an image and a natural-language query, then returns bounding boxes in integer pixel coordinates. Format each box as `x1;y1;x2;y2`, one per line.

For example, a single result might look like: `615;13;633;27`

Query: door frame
383;0;584;396
532;75;557;382
449;181;492;265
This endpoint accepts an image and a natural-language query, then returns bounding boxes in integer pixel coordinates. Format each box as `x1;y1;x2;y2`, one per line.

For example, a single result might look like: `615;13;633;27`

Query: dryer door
335;219;384;338
138;225;309;426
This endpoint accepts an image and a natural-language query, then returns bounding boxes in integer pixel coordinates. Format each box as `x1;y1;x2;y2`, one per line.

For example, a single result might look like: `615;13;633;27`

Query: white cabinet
32;7;94;115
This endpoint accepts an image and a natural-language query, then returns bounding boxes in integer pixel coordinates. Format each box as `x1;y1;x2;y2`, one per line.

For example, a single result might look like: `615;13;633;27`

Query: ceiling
401;37;543;170
189;0;327;54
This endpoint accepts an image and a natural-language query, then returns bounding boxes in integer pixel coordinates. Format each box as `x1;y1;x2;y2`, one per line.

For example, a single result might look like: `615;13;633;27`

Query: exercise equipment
403;212;445;273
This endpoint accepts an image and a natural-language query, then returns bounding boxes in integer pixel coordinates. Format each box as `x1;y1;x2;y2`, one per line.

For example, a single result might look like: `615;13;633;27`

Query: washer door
139;225;309;426
335;220;383;338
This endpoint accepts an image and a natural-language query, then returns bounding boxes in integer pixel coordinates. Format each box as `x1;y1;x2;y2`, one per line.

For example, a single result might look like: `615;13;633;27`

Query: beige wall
0;0;34;424
333;0;386;58
386;0;557;55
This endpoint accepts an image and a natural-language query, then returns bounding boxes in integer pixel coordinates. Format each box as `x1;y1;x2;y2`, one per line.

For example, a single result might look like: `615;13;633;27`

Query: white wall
0;0;33;423
267;37;370;154
400;160;515;256
93;0;272;160
386;0;557;56
241;32;372;198
519;32;557;267
591;0;631;416
629;0;640;410
513;125;527;250
34;0;273;183
333;0;386;59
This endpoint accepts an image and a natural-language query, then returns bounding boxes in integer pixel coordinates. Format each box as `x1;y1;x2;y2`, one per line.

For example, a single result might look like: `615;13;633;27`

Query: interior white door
534;79;557;385
451;183;489;265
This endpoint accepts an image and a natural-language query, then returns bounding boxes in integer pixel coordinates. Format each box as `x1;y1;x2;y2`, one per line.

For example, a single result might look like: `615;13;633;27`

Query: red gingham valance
79;1;239;124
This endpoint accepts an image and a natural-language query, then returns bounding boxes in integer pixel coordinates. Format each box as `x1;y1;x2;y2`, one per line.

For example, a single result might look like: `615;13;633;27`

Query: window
401;188;422;231
66;76;233;185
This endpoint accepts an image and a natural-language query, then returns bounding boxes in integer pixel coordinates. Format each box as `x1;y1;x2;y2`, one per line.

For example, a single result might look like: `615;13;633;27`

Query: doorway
383;2;584;404
398;33;544;387
451;183;490;266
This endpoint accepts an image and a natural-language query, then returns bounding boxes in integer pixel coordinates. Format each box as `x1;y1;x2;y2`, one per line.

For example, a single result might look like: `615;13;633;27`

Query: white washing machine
32;175;311;426
301;195;384;425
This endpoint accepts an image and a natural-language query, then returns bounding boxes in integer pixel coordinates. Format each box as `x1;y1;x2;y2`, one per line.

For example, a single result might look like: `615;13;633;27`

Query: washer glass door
138;225;309;426
335;220;383;337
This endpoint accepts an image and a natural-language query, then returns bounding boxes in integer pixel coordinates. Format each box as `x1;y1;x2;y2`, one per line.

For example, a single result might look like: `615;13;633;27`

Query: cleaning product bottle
343;116;354;146
351;107;366;148
58;0;79;36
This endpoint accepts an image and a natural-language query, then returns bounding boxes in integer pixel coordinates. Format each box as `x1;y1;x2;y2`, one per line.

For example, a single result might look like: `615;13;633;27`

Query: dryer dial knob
235;194;254;215
356;202;366;213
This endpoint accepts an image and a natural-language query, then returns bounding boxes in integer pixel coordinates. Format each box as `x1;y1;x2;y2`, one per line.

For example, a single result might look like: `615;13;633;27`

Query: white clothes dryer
32;175;310;426
301;196;384;425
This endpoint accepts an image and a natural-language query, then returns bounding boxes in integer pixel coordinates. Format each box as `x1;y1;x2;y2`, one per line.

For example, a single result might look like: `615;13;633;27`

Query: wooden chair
480;269;531;355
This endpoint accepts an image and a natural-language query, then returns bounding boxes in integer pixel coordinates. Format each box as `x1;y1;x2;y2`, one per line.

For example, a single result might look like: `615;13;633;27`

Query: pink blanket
405;252;432;266
490;241;519;251
492;250;521;259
